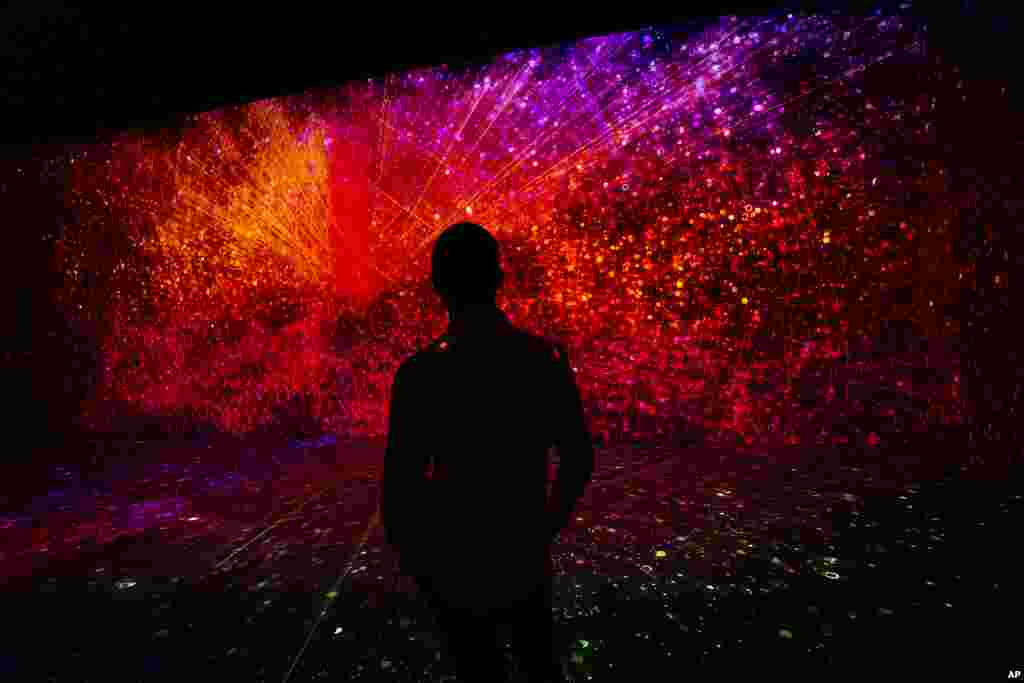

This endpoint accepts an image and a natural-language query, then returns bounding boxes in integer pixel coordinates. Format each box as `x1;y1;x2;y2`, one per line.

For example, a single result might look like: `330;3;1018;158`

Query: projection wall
42;10;965;447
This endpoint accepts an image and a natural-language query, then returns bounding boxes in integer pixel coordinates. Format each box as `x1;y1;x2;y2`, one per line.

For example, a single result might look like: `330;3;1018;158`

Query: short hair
431;222;504;303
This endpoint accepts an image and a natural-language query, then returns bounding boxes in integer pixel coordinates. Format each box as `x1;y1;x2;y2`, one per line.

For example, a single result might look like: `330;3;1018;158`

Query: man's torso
400;312;564;598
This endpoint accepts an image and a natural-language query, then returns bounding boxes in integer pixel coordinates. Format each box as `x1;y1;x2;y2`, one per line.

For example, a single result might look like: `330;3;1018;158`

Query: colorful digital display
48;10;962;448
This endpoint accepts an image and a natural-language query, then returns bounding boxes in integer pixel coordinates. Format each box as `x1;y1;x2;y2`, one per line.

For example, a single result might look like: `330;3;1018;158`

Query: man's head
431;222;504;310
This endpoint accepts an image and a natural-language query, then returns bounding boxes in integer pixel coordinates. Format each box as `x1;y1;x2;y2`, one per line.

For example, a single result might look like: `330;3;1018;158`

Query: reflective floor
2;435;1019;681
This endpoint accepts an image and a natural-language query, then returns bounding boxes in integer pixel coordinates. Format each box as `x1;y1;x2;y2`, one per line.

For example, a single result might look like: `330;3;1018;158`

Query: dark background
1;1;1019;457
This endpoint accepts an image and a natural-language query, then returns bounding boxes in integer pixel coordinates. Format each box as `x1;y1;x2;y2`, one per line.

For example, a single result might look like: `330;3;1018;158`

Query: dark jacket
382;305;594;609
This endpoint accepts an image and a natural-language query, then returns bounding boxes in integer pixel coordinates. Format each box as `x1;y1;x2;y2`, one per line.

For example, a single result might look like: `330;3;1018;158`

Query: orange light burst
149;101;335;309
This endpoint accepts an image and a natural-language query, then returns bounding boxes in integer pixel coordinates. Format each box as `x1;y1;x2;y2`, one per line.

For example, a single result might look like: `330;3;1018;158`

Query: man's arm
381;360;431;557
547;343;595;540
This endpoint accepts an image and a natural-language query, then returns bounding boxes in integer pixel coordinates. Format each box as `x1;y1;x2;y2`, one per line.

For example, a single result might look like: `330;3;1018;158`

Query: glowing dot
327;591;339;599
741;297;749;305
465;206;473;215
724;129;731;137
676;280;684;289
655;550;667;558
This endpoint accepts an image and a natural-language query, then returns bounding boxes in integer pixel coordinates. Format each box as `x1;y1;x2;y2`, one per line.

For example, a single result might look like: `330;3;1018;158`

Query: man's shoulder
397;336;452;377
394;346;432;379
414;326;565;363
513;326;567;364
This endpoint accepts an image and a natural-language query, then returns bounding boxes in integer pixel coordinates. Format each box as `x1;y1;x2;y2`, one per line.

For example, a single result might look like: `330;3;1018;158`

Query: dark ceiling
2;1;1003;150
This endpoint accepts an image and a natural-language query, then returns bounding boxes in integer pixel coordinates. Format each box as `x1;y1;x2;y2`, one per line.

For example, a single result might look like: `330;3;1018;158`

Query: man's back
383;307;594;611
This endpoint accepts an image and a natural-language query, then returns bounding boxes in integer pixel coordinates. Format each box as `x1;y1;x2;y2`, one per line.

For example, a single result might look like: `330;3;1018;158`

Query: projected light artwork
54;10;963;445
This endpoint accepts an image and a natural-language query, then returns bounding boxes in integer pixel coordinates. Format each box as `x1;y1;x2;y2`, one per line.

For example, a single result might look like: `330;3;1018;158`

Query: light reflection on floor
1;436;1019;681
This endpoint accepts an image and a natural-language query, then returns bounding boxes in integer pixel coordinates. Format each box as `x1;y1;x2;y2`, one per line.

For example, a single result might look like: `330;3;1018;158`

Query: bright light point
334;627;344;635
741;297;749;305
676;280;684;288
327;591;339;599
724;129;731;137
655;550;667;558
465;206;473;215
187;516;200;522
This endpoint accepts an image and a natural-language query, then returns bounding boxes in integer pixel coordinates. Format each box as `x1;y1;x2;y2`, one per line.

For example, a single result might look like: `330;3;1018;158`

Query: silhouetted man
382;223;595;682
